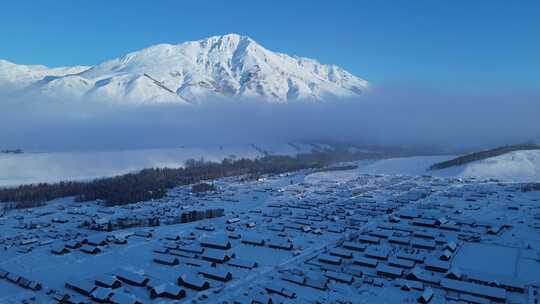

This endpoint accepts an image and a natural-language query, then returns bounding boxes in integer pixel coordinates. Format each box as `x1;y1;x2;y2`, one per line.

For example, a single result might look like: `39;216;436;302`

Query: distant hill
429;144;540;170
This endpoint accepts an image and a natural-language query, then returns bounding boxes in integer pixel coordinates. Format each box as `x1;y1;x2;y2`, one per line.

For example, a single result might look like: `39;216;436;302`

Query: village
0;164;540;304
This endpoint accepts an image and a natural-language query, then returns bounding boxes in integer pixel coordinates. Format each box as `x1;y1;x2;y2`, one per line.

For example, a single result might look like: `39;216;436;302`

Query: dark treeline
0;153;337;208
429;143;540;170
0;145;411;208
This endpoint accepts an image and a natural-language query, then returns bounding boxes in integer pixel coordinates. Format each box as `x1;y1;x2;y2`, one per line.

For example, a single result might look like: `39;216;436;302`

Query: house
396;252;425;263
389;236;410;245
90;287;114;303
84;235;108;246
439;249;453;261
202;250;235;263
268;238;293;250
343;241;366;252
412;218;437;227
95;274;122;289
444;267;463;280
198;267;233;282
376;264;403;278
417;288;434;303
134;231;152;238
51;245;70;255
357;235;380;244
353;256;379;268
65;240;81;249
265;282;297;298
6;273;21;284
324;271;354;284
19;238;39;246
0;268;8;279
227;217;241;224
170;249;197;259
444;240;458;252
440;278;507;302
406;267;441;285
177;257;215;268
49;290;71;303
149;283;186;300
164;233;181;241
228;258;258;269
241;236;265;246
80;245;101;254
281;273;306;286
318;253;342;265
388;257;415;269
425;258;451;273
411;239;436;250
153;255;179;266
178;274;211;291
305;276;328;290
465;270;526;293
413;231;436;240
177;244;204;254
153;247;169;254
65;280;97;296
329;248;353;259
115;270;149;287
113;238;127;245
200;236;232;250
364;247;389;260
227;232;242;239
369;229;393;239
17;277;32;289
394;279;424;291
249;293;274;304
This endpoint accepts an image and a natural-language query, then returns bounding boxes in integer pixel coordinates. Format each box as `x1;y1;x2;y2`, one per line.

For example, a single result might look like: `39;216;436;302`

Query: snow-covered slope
354;150;540;182
0;59;89;91
439;150;540;182
0;34;368;103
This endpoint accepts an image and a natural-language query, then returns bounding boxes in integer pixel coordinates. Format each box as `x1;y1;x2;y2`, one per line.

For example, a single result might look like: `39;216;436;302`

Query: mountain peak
1;34;368;104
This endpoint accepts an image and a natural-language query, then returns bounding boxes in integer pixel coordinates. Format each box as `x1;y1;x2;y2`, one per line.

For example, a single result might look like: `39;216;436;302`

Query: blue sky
1;0;538;90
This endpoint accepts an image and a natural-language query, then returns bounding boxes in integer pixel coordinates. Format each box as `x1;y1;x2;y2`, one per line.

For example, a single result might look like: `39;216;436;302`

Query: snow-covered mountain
0;59;89;91
0;34;368;104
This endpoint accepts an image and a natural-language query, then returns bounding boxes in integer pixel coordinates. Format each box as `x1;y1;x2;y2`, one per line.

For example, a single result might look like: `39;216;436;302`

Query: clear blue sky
1;0;538;90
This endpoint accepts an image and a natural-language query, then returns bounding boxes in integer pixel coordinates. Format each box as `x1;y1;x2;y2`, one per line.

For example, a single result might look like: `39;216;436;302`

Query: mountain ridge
0;34;368;104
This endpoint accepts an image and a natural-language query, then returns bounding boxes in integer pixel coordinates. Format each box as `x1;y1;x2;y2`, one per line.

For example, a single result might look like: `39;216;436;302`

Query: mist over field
0;84;538;153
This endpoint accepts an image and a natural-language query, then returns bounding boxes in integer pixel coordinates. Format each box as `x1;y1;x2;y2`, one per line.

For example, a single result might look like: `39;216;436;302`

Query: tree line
429;143;540;170
0;154;328;208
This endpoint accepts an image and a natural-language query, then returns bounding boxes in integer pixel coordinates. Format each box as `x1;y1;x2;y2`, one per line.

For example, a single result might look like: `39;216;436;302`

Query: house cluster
0;268;42;293
81;207;224;232
219;175;540;303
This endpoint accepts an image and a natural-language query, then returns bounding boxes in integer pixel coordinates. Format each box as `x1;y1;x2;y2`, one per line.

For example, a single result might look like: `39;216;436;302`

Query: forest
0;152;338;208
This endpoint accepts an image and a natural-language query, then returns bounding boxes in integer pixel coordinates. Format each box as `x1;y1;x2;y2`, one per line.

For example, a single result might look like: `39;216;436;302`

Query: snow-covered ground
354;150;540;182
437;150;540;182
